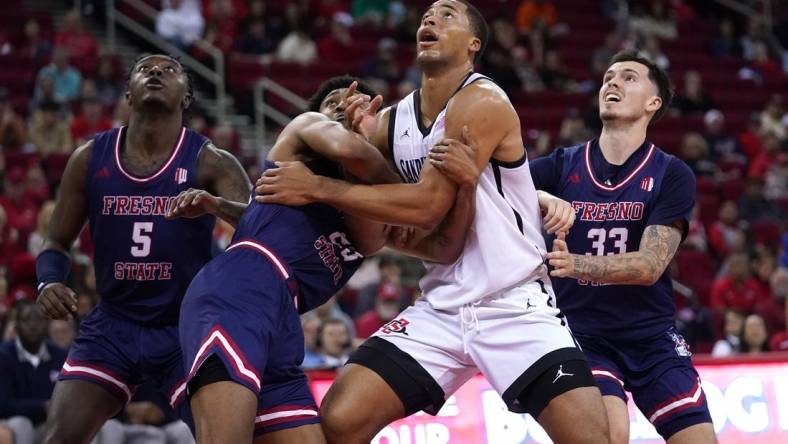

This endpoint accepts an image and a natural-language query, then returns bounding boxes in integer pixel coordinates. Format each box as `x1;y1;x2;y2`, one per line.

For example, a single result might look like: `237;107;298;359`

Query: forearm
401;184;476;263
314;177;445;230
212;197;247;228
569;251;662;285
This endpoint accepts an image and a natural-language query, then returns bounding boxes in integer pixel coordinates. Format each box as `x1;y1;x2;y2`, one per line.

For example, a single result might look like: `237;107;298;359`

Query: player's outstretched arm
36;142;93;319
167;143;251;227
388;127;480;263
547;224;683;285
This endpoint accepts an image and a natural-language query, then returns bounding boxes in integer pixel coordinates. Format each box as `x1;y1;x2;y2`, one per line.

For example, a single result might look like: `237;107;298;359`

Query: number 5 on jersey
131;222;154;257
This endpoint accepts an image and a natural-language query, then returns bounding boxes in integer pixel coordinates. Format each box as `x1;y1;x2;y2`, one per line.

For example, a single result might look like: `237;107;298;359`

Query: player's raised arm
256;82;515;231
36;142;93;319
166;143;251;227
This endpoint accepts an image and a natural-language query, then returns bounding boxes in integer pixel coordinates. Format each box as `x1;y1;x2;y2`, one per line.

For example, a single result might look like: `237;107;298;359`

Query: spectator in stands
703;109;747;165
740;313;769;354
316;318;352;368
629;0;677;40
591;32;622;76
683;204;708;251
515;0;557;34
93;55;124;108
638;36;670;70
316;0;350;22
71;95;112;146
28;100;73;156
156;0;205;50
678;132;717;178
557;108;592;147
768;269;788;351
361;38;401;89
312;296;356;338
672;70;714;116
739;112;763;161
708;18;741;58
354;283;401;338
301;314;324;368
711;308;744;357
749;41;784;81
209;123;239;154
760;94;786;140
352;0;389;26
19;19;52;64
482;18;527;97
0;89;27;150
54;10;100;60
0;301;66;444
48;319;76;350
537;49;574;92
748;133;782;180
711;252;770;313
27;201;54;257
202;0;239;54
0;167;38;247
237;18;275;55
708;200;745;259
276;20;317;65
122;384;194;444
318;12;356;64
355;255;408;316
738;178;782;222
754;254;784;332
35;47;81;105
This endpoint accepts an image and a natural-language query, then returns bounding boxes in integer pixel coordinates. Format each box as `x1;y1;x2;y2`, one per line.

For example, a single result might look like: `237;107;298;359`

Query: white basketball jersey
391;73;548;309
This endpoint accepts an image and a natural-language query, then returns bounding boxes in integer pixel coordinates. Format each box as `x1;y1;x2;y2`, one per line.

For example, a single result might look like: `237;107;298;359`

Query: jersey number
586;227;628;256
131;222;153;257
329;231;364;261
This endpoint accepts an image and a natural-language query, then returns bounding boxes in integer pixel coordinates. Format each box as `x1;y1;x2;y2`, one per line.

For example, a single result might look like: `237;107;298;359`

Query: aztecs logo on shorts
380;318;410;335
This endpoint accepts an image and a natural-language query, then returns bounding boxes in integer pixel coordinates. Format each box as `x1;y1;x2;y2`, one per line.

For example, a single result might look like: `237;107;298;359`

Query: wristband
36;249;71;292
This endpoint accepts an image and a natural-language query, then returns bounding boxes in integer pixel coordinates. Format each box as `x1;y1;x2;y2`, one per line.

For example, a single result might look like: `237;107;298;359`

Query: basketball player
35;54;251;443
256;1;610;443
178;75;479;444
533;51;716;443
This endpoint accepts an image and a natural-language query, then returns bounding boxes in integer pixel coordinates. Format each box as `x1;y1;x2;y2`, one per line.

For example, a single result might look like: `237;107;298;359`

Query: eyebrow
605;68;640;76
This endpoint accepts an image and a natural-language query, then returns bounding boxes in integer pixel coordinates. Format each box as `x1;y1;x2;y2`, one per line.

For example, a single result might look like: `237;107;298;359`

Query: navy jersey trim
584;141;656;192
492;163;524;234
490;152;527;169
114;126;187;183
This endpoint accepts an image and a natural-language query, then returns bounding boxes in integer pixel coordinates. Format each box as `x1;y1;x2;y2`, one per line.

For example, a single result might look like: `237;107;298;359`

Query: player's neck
126;111;183;155
598;122;648;165
419;63;473;123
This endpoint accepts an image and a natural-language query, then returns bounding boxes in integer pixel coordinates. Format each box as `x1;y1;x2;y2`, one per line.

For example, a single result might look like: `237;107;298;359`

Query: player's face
318;88;353;124
416;1;479;66
599;61;662;123
126;56;191;111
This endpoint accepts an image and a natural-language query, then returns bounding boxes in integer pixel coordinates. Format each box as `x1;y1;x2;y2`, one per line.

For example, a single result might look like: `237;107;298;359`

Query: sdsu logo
380;318;410;335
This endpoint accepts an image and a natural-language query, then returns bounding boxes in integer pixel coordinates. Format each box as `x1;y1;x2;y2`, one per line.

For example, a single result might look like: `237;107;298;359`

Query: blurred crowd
0;0;787;442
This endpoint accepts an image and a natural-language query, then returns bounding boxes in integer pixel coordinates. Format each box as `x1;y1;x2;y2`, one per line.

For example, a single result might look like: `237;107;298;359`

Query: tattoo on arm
571;224;682;285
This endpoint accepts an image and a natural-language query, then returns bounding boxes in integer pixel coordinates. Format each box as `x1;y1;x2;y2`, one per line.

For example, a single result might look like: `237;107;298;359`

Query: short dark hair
457;0;488;64
127;54;194;101
607;50;674;122
307;75;378;112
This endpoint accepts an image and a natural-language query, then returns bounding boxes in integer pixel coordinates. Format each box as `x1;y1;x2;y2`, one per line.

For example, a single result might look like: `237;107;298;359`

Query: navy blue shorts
59;305;193;428
179;241;319;435
576;328;712;440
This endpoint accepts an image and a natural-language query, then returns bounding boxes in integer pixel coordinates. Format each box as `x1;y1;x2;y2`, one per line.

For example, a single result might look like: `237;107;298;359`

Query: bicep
207;146;252;203
646;159;696;240
47;144;91;249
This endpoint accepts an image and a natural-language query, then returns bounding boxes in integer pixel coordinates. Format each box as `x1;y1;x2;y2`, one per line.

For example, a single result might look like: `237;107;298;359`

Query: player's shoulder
453;76;510;107
651;144;695;180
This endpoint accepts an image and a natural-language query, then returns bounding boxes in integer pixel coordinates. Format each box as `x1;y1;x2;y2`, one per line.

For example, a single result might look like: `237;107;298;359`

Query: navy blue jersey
530;140;696;340
231;160;364;313
86;127;214;325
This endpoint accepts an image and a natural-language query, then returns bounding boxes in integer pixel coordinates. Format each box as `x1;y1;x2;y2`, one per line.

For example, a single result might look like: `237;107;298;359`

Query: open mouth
418;29;439;46
145;78;164;90
604;91;622;103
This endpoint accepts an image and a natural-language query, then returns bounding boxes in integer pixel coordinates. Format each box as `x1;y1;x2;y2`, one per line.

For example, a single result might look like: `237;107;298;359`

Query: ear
469;36;481;58
645;95;662;114
181;92;193;110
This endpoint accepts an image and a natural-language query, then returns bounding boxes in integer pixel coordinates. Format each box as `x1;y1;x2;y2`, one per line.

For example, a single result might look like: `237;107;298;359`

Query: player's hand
537;190;575;234
37;283;77;320
429;126;480;187
342;81;382;140
389;226;418;248
547;232;576;278
255;161;319;206
165;188;219;219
